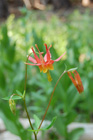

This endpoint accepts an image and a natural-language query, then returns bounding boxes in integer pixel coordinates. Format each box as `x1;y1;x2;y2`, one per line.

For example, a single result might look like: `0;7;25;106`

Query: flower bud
67;70;84;93
9;99;16;115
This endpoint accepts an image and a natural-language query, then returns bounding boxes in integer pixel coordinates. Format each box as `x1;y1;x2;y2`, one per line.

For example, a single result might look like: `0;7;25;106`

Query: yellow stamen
47;70;52;82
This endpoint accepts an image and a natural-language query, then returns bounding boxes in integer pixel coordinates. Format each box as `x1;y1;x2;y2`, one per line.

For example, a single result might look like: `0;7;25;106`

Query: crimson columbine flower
67;70;84;93
27;44;66;73
26;44;66;81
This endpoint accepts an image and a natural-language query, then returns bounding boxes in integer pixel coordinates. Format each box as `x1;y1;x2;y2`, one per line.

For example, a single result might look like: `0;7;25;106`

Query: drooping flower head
26;44;66;81
67;70;84;93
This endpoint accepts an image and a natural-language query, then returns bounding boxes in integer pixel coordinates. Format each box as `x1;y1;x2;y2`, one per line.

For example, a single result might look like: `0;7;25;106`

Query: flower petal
67;72;77;86
44;44;52;62
43;68;48;73
28;56;37;63
32;47;41;63
35;44;45;63
39;65;43;72
47;64;54;70
25;62;41;66
48;60;54;64
54;51;66;62
67;71;84;94
73;70;84;93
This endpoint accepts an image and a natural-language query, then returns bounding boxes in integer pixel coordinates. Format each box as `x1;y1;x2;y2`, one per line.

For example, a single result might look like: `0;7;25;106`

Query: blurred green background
0;8;93;140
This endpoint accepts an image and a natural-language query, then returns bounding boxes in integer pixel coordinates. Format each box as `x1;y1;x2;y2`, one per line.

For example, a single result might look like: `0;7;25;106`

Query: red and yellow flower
67;70;84;93
26;44;66;81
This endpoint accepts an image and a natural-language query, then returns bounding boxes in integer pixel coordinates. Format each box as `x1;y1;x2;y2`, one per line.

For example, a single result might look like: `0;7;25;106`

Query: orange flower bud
67;70;84;93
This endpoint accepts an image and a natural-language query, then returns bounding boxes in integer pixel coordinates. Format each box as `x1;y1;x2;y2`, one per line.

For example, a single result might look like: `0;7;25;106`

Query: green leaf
54;115;67;137
16;90;23;96
66;111;77;125
33;114;41;130
69;128;84;140
67;67;78;72
22;90;25;98
28;116;57;132
45;116;57;130
2;95;22;100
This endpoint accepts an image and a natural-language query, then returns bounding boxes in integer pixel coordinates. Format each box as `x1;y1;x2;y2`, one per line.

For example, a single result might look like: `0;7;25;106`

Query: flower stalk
38;70;67;129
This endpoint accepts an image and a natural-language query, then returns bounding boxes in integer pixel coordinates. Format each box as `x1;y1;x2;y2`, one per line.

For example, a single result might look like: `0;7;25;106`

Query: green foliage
2;95;22;100
0;8;93;140
69;128;84;140
33;114;41;130
0;102;31;140
16;90;23;96
29;116;57;132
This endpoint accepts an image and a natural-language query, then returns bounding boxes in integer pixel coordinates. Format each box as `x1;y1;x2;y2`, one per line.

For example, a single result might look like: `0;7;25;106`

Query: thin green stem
23;53;37;140
24;62;27;91
23;98;37;140
24;53;32;91
38;70;67;130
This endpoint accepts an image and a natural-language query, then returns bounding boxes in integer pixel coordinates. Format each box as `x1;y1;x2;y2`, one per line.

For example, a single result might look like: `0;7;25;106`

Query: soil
0;1;93;22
